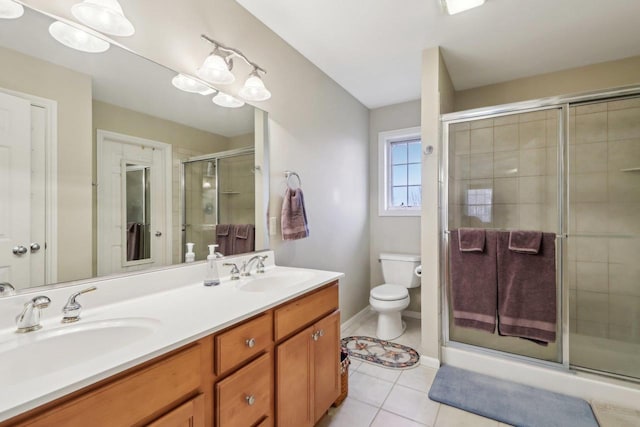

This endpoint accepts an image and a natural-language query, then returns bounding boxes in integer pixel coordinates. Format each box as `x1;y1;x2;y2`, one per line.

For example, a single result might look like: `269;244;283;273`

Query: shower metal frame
439;85;640;375
180;146;255;260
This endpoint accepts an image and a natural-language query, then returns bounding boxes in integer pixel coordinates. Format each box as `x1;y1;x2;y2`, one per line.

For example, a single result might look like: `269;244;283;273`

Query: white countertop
0;253;343;422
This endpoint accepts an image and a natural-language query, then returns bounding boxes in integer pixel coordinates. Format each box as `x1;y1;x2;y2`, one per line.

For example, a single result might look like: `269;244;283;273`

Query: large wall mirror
0;5;269;294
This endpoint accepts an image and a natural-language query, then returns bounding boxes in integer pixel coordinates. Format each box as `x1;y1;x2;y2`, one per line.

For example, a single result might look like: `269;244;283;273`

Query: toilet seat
371;284;408;301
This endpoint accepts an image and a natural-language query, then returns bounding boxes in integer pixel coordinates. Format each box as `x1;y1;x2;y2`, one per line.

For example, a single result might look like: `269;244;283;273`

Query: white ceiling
236;0;640;109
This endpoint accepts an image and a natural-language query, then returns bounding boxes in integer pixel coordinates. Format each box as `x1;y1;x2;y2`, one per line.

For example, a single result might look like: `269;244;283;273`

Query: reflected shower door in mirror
182;149;255;261
0;5;269;294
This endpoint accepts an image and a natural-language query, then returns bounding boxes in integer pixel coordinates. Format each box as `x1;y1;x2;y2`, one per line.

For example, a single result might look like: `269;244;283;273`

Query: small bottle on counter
204;244;221;286
185;242;195;263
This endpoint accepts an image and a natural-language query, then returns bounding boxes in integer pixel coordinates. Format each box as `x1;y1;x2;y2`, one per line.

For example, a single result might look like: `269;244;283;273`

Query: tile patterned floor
322;310;640;427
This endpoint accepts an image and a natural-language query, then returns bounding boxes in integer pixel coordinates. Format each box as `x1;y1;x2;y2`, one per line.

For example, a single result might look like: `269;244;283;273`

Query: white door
0;92;31;289
97;131;172;276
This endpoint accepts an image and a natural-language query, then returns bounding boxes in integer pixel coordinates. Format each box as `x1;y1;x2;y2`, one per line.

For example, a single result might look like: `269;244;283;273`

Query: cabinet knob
312;331;319;341
245;338;256;348
318;329;324;337
245;395;256;406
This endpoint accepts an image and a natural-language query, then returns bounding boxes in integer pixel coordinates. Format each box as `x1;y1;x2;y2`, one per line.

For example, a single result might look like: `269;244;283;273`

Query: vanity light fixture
198;35;271;102
212;92;245;109
48;21;110;53
71;0;135;37
441;0;486;15
0;0;24;19
171;73;216;95
239;69;271;102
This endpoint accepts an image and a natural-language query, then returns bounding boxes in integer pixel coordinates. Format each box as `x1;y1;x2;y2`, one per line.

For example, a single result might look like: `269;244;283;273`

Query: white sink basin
237;270;315;292
0;318;159;385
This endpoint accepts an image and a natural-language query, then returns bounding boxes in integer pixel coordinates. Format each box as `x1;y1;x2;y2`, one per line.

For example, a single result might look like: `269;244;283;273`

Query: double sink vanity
0;251;343;427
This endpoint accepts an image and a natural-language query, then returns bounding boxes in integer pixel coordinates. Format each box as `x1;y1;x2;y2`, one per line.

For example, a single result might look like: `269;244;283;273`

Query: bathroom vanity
0;252;342;427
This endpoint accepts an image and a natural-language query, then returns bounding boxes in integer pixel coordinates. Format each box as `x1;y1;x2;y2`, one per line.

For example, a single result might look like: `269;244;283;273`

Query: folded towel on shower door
215;224;235;256
233;224;255;254
449;229;498;333
281;187;309;240
508;230;542;254
497;231;557;344
458;228;486;252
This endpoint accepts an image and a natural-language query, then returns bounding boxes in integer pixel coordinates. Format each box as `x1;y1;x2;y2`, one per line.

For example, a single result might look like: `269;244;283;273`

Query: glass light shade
0;0;24;19
71;0;134;36
197;53;235;85
49;21;110;53
212;93;244;109
171;74;215;95
239;73;271;102
442;0;486;15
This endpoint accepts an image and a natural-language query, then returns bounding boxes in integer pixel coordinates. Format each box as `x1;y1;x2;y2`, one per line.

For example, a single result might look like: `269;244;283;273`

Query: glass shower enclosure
441;91;640;381
182;148;255;261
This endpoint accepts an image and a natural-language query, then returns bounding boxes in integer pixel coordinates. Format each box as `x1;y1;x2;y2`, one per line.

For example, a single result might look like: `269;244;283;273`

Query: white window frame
378;126;422;217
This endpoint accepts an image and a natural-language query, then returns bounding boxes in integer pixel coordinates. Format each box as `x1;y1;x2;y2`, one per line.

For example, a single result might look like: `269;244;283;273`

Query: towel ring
285;171;302;189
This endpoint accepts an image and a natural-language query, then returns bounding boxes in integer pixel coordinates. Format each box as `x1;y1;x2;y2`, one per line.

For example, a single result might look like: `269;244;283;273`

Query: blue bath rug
341;336;420;369
428;365;599;427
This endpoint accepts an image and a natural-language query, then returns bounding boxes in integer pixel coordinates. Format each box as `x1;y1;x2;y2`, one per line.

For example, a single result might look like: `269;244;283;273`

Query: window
378;127;422;216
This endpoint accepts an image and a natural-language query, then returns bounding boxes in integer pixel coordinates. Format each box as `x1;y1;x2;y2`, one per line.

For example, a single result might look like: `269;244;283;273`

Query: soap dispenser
185;243;195;263
204;244;221;286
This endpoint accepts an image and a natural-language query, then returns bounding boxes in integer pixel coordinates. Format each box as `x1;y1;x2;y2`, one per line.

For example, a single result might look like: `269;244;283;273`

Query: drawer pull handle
246;395;256;406
246;338;256;348
312;331;319;341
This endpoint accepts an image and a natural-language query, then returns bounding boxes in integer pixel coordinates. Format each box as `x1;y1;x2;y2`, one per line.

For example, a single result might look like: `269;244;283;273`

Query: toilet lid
371;284;409;301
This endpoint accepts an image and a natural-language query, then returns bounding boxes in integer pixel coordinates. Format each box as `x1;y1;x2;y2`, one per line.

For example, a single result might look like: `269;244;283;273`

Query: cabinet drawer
22;345;202;427
274;283;338;341
215;312;273;375
216;353;273;427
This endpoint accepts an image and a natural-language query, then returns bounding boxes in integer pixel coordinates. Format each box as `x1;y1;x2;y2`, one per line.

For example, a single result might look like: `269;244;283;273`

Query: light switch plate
269;216;277;236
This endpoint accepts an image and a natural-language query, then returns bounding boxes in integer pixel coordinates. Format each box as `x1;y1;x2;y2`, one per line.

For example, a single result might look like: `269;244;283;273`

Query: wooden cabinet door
146;394;204;427
312;311;340;423
276;325;314;427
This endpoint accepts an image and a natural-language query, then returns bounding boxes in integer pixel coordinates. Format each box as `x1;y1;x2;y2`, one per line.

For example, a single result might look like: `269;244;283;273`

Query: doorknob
155;231;162;237
12;245;28;256
30;243;41;253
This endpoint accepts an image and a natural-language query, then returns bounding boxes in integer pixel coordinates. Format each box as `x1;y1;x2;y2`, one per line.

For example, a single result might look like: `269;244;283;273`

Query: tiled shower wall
448;110;559;233
568;97;640;345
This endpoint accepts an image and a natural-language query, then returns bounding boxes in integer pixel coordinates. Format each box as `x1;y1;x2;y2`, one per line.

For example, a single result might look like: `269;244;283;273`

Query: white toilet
370;253;421;340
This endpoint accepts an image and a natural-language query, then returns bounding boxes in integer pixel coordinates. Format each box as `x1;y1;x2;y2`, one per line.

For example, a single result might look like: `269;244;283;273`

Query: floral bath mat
341;336;420;369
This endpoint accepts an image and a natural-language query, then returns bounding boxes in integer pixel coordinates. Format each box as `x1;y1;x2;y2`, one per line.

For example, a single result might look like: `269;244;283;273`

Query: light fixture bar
201;34;266;75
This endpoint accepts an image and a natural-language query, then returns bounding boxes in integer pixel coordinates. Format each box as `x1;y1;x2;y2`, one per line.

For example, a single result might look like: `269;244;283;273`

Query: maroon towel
458;228;486;252
497;232;557;344
215;224;235;256
509;230;542;254
233;224;255;254
281;188;309;240
449;230;498;333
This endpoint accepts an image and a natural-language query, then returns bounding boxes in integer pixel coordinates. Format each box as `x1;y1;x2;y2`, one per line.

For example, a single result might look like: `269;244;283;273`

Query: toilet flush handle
414;265;422;277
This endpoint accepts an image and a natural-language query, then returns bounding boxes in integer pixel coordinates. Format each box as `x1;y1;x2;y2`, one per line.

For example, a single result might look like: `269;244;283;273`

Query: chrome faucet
16;295;51;333
0;282;16;297
62;287;97;323
223;262;241;280
240;255;268;277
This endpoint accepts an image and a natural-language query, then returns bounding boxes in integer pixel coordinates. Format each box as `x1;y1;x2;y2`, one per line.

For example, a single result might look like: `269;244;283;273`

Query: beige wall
228;132;255;150
25;0;371;321
92;100;237;269
455;55;640;111
0;46;93;283
369;100;422;312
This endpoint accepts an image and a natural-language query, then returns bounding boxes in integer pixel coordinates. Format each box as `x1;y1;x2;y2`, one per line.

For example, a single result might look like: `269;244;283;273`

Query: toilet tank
379;253;421;288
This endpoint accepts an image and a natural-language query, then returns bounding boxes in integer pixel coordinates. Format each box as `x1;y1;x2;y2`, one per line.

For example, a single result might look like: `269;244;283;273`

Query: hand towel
215;224;235;256
233;224;255;254
497;231;557;344
281;187;309;240
449;230;498;333
508;230;542;254
458;228;486;252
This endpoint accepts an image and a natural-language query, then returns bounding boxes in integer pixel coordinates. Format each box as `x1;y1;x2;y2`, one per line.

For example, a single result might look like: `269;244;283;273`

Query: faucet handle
62;286;97;323
16;295;51;333
0;282;16;296
256;255;268;274
223;263;241;280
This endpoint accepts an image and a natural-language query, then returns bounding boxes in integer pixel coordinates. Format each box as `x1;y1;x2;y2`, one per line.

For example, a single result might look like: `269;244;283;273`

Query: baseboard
341;305;372;333
402;310;421;319
420;355;441;369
